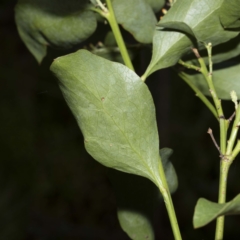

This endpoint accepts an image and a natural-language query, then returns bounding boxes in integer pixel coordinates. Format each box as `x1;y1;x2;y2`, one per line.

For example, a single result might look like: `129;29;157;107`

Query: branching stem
96;0;108;12
193;46;233;240
178;59;201;72
178;72;218;119
196;48;227;154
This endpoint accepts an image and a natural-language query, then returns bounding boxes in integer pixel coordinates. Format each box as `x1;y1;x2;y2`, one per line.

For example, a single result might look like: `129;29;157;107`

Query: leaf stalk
158;156;182;240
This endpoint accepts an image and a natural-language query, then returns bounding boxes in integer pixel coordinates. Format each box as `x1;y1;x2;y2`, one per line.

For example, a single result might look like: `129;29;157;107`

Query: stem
197;57;227;154
157;156;182;240
178;72;218;120
178;59;201;72
215;160;230;240
215;99;240;240
194;45;229;239
104;0;134;71
231;140;240;161
226;104;240;156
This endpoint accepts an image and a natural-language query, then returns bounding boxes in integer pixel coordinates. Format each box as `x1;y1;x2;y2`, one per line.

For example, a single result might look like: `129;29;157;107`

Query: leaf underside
193;194;240;228
183;61;240;100
15;0;97;63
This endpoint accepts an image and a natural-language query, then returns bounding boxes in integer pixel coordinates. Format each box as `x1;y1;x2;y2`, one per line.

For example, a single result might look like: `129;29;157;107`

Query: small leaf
145;0;165;13
15;0;97;63
109;148;178;240
109;171;157;240
183;61;240;100
160;148;178;193
112;0;157;43
193;194;240;228
50;50;161;186
144;0;238;77
104;31;117;47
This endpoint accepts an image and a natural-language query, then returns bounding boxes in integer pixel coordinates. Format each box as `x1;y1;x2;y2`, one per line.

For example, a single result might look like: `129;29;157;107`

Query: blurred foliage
1;1;240;240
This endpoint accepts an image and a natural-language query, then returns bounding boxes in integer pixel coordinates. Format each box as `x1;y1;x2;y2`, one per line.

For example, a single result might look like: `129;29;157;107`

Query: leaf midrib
64;65;157;182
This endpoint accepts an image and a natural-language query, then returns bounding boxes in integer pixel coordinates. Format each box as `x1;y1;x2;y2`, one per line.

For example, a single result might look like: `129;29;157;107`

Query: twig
206;43;213;76
207;128;221;155
192;48;201;59
178;72;218;120
228;111;236;123
178;59;201;72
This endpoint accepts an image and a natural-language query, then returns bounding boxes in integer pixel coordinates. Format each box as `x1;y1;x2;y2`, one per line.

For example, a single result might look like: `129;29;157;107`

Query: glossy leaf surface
110;148;178;240
15;0;97;63
144;0;238;77
113;0;157;43
194;194;240;228
50;50;161;186
183;61;240;100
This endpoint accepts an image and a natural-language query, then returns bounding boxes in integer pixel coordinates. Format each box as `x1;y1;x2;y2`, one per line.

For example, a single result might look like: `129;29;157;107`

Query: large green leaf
112;0;157;43
193;194;240;228
183;61;240;100
144;0;238;77
145;0;165;13
220;0;240;29
109;148;178;240
15;0;97;63
50;50;162;186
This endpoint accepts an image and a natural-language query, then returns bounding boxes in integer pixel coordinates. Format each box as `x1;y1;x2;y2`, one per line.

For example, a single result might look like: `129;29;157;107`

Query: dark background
1;1;240;239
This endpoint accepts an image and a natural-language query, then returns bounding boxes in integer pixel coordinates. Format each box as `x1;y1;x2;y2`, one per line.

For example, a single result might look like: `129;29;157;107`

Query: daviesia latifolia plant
15;0;240;239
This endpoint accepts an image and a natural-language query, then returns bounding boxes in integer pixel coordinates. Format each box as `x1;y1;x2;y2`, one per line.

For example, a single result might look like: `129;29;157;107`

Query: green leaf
109;148;178;240
183;34;240;65
157;21;196;38
112;0;157;43
220;0;240;29
50;50;162;186
144;0;238;77
193;194;240;228
15;0;97;63
160;148;178;193
183;61;240;100
104;31;117;47
92;47;126;64
92;47;134;64
145;0;165;13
